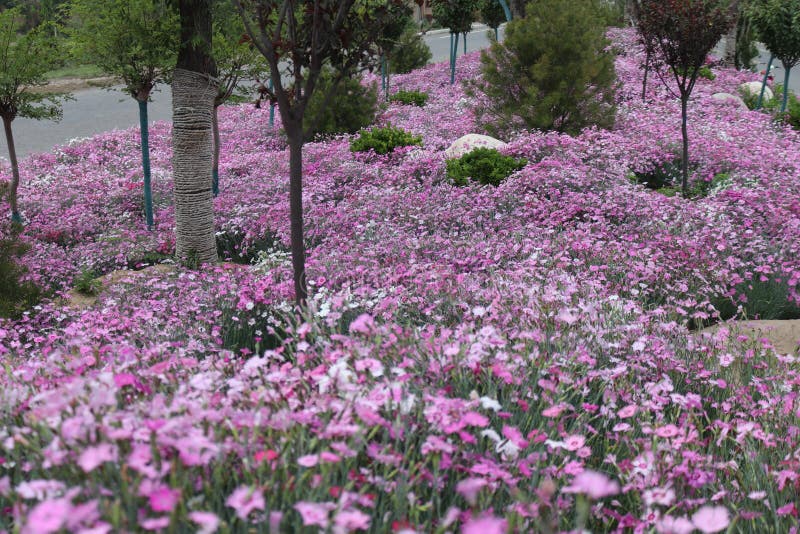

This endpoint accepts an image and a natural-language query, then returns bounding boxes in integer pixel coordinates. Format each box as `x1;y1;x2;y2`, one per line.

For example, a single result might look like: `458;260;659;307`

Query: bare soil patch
703;320;800;355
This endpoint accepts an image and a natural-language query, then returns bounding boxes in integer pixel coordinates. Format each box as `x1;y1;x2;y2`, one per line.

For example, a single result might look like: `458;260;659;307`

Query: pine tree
469;0;618;137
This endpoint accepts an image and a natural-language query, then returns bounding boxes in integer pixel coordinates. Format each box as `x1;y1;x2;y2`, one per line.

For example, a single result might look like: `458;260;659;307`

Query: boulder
710;92;748;110
445;134;506;159
739;81;773;102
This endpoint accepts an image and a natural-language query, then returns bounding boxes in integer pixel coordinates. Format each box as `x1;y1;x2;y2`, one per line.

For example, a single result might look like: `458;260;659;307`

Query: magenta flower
188;511;220;534
348;313;375;334
462;515;507;534
148;486;180;513
294;501;334;528
562;470;620;499
23;498;72;534
656;515;695;534
456;477;488;506
691;506;730;533
226;486;265;520
564;434;586;451
77;443;118;473
333;509;371;531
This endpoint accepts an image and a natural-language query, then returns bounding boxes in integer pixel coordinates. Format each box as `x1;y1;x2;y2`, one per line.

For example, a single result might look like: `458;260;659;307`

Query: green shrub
216;228;285;264
710;275;800;323
446;148;527;186
469;0;617;137
350;124;422;155
674;65;716;80
389;25;432;75
73;269;102;296
390;90;428;107
303;69;378;140
631;158;726;199
739;83;800;131
0;215;40;318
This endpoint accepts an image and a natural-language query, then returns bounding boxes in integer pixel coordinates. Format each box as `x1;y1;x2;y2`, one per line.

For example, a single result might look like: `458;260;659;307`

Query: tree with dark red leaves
632;0;737;195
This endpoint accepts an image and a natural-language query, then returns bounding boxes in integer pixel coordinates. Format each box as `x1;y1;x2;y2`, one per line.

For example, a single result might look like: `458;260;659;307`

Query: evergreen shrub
390;90;428;107
304;69;378;140
446;148;527;186
350;125;422;155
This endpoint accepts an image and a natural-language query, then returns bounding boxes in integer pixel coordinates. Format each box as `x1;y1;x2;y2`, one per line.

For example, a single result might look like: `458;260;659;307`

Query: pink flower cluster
1;28;800;533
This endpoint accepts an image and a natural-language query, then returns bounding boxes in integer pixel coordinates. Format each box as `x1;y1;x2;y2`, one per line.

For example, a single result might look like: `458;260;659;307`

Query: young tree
376;1;413;97
68;0;179;230
234;0;403;306
479;0;507;40
749;0;800;112
469;0;618;137
430;0;478;83
0;8;67;222
634;0;736;195
210;0;265;196
389;22;433;74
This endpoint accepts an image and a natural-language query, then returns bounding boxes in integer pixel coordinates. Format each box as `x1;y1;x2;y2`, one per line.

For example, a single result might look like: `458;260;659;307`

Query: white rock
444;134;506;159
739;81;773;102
710;92;748;110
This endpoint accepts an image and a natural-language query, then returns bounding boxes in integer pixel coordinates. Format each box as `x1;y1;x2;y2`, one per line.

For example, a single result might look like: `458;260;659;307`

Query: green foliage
303;70;378;140
632;160;730;198
673;64;716;80
389;24;432;74
216;227;285;265
446;147;527;186
73;268;102;296
0;197;40;318
469;0;618;137
430;0;479;34
350;124;423;155
0;7;68;121
390;89;428;106
711;275;800;322
67;0;179;100
376;1;413;53
479;0;506;30
748;0;800;70
735;9;759;70
740;83;800;130
211;0;267;106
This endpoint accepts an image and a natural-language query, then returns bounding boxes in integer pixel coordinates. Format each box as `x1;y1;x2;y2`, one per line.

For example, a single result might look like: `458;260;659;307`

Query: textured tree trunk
2;115;21;223
642;49;650;101
680;96;689;196
212;104;221;196
174;0;218;265
137;98;154;230
286;126;308;306
720;7;739;67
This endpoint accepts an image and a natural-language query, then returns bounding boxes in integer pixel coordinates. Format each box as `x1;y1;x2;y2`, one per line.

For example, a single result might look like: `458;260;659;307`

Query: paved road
0;27;502;160
1;27;795;160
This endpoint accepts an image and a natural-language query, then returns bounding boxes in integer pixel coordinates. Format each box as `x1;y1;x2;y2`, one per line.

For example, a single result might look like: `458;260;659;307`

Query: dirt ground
702;320;800;355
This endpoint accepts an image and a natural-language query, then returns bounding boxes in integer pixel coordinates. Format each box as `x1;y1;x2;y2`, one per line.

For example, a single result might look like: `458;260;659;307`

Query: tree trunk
680;96;690;196
2;115;21;223
642;49;650;102
212;104;221;197
137;98;154;230
722;0;742;67
173;0;218;265
287;127;307;306
720;23;738;67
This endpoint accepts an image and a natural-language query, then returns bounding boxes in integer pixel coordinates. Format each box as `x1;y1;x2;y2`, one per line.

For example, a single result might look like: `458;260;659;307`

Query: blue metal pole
269;78;275;127
781;67;792;113
497;0;512;21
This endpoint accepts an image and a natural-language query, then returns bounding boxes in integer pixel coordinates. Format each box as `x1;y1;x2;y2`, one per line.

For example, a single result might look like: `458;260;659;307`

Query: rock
710;92;748;110
445;134;506;159
739;81;773;102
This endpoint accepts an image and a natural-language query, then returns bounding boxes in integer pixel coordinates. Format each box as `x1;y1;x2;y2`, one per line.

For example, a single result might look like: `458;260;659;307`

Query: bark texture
172;68;218;264
2;115;21;222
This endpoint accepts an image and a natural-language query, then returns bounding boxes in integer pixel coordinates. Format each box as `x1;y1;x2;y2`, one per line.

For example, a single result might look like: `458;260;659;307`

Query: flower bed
1;28;800;533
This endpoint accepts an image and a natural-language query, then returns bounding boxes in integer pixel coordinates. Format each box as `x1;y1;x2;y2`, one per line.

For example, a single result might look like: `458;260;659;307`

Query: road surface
1;26;796;159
